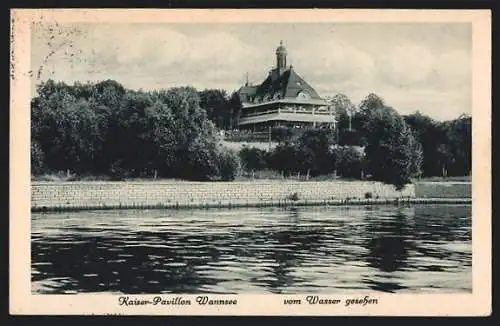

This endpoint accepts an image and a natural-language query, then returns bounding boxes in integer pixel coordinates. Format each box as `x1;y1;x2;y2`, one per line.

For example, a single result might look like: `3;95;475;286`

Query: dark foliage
31;80;239;181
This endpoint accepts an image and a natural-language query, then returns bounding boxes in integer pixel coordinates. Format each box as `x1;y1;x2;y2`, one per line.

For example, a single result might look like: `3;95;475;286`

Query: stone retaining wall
414;182;472;198
31;180;414;210
31;181;471;211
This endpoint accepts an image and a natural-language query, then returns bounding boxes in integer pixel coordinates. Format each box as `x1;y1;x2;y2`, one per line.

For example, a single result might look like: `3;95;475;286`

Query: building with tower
236;41;335;131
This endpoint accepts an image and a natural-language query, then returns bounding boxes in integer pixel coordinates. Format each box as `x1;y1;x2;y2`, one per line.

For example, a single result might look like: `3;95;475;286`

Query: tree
329;93;356;132
436;143;453;177
360;94;423;190
30;80;237;181
296;129;335;175
440;114;471;176
183;134;220;180
271;126;294;143
31;140;45;175
31;83;102;174
198;89;230;130
103;90;156;176
334;146;365;178
404;111;442;177
228;91;243;130
217;149;241;181
239;147;268;172
268;141;300;176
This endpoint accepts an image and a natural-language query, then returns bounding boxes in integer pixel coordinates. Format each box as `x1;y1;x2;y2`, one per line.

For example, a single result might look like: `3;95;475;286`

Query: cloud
115;28;189;68
182;32;265;90
381;87;471;121
290;37;471;120
434;49;471;86
81;25;192;74
84;26;265;81
372;43;471;92
30;23;471;120
379;43;437;86
32;24;258;92
189;32;261;67
292;38;375;85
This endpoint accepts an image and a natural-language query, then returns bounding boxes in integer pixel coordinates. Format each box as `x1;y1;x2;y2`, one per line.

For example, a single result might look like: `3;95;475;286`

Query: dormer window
297;91;310;100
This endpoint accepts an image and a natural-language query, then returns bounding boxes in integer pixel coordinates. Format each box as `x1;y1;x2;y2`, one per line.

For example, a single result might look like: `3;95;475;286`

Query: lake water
31;204;472;294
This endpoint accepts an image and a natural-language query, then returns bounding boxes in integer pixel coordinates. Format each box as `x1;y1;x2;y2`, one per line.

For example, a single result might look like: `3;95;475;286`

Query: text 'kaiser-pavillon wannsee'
118;296;237;306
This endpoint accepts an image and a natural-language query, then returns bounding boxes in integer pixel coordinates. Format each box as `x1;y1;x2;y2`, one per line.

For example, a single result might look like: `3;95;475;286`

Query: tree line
31;80;471;189
202;89;471;182
31;80;239;181
237;94;423;190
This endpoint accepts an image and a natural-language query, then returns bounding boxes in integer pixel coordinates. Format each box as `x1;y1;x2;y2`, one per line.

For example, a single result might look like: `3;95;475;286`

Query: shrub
31;141;45;175
271;126;296;142
108;160;132;180
216;150;241;181
364;192;373;199
338;130;363;146
333;146;365;179
266;129;342;177
239;147;268;171
286;192;300;201
267;142;299;174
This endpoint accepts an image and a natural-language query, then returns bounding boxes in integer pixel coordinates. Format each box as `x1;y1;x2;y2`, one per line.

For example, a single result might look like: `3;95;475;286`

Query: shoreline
32;197;471;213
31;180;471;212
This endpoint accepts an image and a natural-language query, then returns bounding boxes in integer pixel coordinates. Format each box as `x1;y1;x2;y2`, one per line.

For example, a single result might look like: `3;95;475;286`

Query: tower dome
275;40;287;70
276;40;287;55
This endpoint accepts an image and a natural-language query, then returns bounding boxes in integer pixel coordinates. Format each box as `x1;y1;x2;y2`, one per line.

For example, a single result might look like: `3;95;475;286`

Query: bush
108;160;133;180
286;192;300;201
364;192;373;199
333;146;365;179
265;136;367;179
241;169;283;180
239;147;268;171
216;150;241;181
267;142;299;174
31;141;45;175
271;126;295;142
338;130;363;146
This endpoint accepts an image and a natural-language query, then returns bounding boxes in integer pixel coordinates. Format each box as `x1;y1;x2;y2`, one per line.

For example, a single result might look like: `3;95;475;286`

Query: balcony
239;107;336;126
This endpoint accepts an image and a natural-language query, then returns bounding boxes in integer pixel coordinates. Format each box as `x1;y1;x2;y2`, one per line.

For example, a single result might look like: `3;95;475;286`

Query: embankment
415;181;472;198
31;180;471;212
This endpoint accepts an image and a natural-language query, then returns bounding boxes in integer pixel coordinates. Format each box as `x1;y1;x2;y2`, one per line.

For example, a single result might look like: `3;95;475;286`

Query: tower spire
276;40;287;70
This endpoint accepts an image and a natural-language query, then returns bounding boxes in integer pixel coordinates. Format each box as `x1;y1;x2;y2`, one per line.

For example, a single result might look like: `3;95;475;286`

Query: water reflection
31;204;472;294
361;210;415;292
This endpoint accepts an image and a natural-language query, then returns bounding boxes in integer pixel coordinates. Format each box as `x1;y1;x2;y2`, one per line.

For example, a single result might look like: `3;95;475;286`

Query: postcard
10;8;491;316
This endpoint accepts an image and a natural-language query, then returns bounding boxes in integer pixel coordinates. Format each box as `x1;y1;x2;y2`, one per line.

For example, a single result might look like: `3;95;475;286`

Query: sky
31;22;472;121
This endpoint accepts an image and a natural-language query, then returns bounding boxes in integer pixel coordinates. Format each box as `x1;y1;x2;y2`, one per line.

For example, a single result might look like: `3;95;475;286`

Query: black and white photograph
10;9;491;316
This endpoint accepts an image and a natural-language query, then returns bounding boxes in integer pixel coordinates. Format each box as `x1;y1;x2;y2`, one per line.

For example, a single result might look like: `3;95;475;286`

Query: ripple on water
31;205;472;294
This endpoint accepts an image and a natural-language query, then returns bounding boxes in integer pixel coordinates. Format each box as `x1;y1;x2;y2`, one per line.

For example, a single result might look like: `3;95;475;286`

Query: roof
237;85;258;96
236;85;258;103
238;67;324;104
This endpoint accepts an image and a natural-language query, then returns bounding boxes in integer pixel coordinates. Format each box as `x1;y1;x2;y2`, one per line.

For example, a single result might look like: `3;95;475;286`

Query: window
297;91;310;100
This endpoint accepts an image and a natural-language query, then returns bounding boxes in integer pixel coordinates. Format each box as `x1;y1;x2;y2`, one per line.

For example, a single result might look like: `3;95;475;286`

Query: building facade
236;41;336;131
